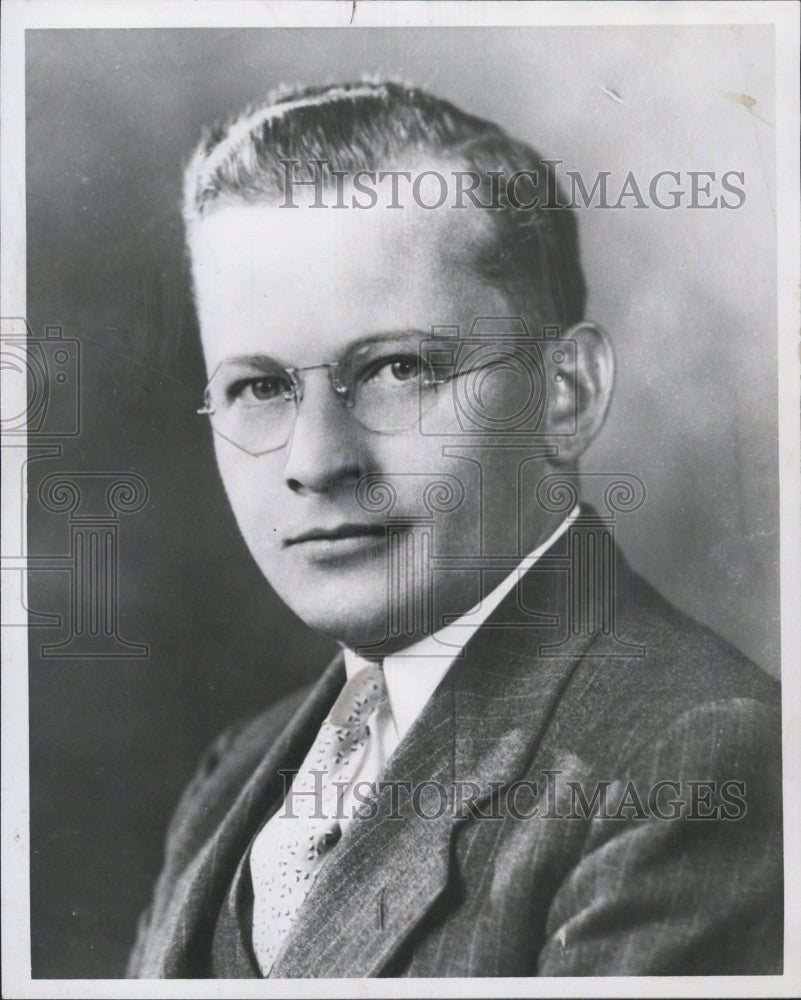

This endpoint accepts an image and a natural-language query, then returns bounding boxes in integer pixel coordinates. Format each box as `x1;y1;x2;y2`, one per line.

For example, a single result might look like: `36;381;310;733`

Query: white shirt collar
344;506;579;741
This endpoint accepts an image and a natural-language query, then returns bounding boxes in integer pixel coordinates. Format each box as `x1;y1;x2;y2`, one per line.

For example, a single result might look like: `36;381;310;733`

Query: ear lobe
546;321;615;462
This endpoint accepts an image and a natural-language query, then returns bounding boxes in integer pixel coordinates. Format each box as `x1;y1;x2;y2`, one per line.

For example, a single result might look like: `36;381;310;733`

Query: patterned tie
250;663;387;976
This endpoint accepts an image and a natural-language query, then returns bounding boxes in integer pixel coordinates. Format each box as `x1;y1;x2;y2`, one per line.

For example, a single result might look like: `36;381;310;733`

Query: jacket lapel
271;536;599;978
138;652;346;977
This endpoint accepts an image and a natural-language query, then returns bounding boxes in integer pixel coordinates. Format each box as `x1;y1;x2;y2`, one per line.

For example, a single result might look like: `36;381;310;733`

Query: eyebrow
216;329;434;369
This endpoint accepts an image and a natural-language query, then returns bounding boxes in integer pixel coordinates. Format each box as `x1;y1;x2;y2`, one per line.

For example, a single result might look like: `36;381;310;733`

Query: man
128;81;782;978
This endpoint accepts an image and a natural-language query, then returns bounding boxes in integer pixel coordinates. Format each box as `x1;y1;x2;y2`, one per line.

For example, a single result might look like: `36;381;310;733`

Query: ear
544;321;614;463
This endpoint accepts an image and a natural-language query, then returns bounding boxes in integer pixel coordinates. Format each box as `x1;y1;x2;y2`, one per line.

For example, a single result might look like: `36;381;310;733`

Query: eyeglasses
197;335;544;455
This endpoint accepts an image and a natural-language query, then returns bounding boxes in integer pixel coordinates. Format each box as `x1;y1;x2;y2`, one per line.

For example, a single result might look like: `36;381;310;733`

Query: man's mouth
283;523;386;549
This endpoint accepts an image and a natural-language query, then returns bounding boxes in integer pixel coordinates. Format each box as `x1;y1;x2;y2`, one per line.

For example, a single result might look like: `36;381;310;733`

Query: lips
283;523;386;547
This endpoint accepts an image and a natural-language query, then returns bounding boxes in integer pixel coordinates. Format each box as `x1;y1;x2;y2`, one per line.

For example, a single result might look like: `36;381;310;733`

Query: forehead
189;190;510;369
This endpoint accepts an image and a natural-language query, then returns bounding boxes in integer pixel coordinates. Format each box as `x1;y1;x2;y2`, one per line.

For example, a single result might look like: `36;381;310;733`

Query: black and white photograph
2;1;799;995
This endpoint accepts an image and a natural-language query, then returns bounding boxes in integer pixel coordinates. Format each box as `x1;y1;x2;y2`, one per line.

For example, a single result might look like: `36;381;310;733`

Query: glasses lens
204;362;297;455
344;341;442;432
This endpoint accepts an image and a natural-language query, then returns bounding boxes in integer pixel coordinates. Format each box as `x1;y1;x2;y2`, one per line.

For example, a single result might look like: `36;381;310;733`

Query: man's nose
281;372;366;494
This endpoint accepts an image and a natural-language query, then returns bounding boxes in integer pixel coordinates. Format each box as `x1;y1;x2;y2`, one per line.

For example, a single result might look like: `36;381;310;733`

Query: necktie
250;663;387;976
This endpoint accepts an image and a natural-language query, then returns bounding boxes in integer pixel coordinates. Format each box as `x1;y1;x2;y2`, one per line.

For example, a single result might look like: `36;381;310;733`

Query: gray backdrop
25;26;778;977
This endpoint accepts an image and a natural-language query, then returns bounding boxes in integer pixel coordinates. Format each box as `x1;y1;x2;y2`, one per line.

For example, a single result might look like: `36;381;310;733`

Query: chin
263;567;388;647
289;595;389;649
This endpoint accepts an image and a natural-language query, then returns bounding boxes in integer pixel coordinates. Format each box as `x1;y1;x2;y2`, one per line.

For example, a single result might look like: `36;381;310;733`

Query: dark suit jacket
127;532;782;977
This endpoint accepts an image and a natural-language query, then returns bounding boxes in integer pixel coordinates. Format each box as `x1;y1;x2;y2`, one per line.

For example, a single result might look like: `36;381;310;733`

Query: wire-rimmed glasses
198;333;547;456
197;335;458;456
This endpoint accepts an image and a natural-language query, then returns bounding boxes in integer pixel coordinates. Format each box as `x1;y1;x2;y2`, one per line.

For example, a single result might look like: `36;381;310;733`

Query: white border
2;1;799;997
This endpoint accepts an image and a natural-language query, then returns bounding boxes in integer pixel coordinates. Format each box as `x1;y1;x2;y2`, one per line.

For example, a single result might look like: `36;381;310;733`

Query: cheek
381;438;482;541
214;445;285;542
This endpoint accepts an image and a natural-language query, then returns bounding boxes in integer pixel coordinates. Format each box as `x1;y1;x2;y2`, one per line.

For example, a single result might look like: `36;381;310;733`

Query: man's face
190;191;563;648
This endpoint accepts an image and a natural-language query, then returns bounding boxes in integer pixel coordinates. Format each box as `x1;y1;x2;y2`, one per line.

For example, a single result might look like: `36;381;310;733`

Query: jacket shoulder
127;682;315;977
547;563;780;771
163;683;313;868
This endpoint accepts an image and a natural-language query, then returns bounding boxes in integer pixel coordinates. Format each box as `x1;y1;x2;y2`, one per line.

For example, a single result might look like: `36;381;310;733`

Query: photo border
2;2;799;997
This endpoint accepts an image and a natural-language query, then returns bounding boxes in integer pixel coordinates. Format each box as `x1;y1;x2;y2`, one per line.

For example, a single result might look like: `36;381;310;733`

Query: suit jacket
127;529;782;978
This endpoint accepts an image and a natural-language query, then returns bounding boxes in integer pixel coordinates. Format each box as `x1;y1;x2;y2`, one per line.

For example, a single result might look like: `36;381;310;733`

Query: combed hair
183;80;586;328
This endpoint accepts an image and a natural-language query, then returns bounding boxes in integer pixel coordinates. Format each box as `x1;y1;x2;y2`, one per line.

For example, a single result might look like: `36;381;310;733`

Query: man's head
185;80;613;650
184;80;586;330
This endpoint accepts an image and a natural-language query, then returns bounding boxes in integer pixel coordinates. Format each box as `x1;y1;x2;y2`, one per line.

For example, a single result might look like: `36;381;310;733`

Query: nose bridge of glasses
292;361;351;403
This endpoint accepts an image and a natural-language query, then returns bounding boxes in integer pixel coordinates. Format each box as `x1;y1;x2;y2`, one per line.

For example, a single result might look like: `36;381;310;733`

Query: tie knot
329;663;386;728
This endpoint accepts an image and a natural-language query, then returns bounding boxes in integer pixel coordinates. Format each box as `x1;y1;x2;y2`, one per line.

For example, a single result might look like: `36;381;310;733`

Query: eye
365;354;427;385
390;357;421;380
230;374;293;403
